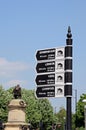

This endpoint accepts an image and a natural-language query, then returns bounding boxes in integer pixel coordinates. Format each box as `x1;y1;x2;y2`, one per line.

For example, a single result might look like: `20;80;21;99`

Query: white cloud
0;57;34;89
0;57;30;78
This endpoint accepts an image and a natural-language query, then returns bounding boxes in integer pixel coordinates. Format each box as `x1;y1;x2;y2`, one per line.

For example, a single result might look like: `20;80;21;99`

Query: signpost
36;47;65;61
36;48;55;61
36;85;64;98
36;61;55;73
35;47;65;98
36;73;65;86
35;26;73;130
36;73;55;85
36;86;55;98
36;60;65;73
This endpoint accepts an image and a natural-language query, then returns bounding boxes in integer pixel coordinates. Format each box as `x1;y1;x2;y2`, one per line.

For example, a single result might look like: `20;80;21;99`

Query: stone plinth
4;99;29;130
8;99;26;123
4;123;29;130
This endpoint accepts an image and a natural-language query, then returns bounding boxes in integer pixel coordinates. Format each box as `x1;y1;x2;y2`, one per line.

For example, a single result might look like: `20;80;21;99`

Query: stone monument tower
4;85;29;130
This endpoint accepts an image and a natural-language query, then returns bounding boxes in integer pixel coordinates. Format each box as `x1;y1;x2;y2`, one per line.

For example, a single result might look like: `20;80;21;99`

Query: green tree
0;85;12;122
55;107;66;130
21;88;54;130
0;86;54;130
75;93;86;128
22;89;41;129
37;99;54;130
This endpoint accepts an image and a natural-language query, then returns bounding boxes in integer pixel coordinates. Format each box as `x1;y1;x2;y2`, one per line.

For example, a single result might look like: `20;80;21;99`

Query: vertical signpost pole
65;26;73;130
35;26;73;130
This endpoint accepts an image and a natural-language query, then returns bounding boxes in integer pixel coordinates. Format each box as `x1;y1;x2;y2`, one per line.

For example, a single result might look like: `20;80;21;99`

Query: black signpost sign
36;86;55;98
35;73;55;85
35;47;65;98
36;61;55;73
36;48;55;61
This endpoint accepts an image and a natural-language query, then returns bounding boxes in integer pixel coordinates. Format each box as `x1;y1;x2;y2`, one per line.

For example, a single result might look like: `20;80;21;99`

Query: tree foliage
55;107;66;130
0;85;12;121
0;86;54;130
21;88;54;129
75;93;86;128
1;85;86;129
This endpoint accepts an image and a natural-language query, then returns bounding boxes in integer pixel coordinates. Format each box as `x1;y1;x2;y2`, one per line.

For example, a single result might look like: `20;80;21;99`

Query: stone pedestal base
4;122;29;130
4;99;30;130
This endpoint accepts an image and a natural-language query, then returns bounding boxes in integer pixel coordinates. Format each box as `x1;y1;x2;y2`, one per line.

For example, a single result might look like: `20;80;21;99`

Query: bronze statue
13;84;21;99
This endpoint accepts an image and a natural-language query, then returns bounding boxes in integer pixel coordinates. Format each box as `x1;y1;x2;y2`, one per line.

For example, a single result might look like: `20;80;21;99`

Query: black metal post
66;97;72;130
65;26;73;130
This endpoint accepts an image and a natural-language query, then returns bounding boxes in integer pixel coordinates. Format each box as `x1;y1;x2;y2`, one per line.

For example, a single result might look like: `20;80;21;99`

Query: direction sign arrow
36;48;55;61
36;61;55;73
35;74;55;85
36;86;55;98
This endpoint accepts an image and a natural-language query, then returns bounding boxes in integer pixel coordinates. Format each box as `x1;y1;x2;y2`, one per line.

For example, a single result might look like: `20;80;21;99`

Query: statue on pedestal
13;84;21;99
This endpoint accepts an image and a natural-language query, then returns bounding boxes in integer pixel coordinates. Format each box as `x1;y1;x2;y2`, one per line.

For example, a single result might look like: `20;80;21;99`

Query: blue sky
0;0;86;112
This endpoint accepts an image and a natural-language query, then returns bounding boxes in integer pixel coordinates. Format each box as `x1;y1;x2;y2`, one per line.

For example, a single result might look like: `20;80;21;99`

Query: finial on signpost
66;26;72;45
67;26;72;39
